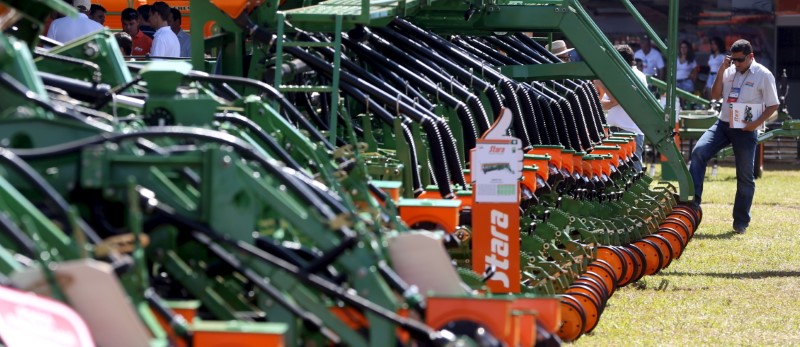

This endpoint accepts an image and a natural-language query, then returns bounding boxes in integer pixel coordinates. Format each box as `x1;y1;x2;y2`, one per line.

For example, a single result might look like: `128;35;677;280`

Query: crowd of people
44;0;191;59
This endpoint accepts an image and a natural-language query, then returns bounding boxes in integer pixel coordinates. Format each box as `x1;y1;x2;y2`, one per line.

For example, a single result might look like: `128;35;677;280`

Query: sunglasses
728;55;747;63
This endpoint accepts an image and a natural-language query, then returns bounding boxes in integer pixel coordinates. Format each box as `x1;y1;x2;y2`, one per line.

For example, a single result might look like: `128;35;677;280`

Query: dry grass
572;162;800;346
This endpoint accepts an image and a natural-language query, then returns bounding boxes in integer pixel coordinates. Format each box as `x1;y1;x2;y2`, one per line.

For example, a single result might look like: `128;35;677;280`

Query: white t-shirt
605;66;648;135
150;26;180;58
706;53;725;88
634;49;665;77
719;61;779;123
46;13;103;43
676;59;697;80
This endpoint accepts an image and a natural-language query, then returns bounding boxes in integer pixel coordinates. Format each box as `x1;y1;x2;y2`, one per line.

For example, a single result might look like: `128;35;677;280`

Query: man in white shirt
594;44;648;172
46;0;103;43
689;39;779;235
634;37;665;80
148;1;180;58
168;7;191;57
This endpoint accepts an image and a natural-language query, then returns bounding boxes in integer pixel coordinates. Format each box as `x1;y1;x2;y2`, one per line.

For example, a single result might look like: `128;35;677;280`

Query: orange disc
614;246;638;287
656;229;685;259
557;295;587;342
587;260;618;295
630;239;664;276
660;218;691;242
643;234;674;271
596;246;626;283
566;292;600;335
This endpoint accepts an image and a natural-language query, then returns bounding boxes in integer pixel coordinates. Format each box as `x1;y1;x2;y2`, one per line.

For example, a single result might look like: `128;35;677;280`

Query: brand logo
489;146;505;153
485;209;510;288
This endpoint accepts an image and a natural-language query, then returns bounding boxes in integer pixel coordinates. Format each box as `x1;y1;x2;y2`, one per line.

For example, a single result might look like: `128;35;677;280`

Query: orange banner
472;202;520;293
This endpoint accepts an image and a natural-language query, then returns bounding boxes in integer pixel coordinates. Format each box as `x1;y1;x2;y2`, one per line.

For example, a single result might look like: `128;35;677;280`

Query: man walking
689;39;779;234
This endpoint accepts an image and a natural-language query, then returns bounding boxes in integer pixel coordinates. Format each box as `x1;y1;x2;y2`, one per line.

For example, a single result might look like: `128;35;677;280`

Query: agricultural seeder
0;0;705;345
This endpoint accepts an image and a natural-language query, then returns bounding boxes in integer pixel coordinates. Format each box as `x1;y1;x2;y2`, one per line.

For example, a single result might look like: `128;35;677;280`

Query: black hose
532;82;581;150
369;30;497;132
0;212;39;257
185;72;335;151
459;36;522;65
450;36;505;66
0;148;106;245
343;37;479;154
214;113;306;171
280;44;466;193
144;288;193;345
0;71;113;132
482;36;539;65
10;127;349;218
337;82;427;195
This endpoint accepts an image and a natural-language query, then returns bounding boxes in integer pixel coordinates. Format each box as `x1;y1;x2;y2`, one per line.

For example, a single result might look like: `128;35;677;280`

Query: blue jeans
689;120;758;229
677;79;694;93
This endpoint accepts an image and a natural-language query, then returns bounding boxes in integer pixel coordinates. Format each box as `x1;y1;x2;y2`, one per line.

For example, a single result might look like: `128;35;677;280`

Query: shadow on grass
691;230;737;240
666;270;800;279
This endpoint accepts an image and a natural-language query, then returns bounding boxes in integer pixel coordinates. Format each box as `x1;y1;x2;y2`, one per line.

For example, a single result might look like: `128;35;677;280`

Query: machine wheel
557;295;587;342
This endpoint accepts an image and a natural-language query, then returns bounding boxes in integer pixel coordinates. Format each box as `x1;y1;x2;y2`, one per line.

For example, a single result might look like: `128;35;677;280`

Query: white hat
547;40;575;56
74;0;90;11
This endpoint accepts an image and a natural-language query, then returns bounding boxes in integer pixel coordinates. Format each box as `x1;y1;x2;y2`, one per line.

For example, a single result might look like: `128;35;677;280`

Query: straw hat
547;40;575;56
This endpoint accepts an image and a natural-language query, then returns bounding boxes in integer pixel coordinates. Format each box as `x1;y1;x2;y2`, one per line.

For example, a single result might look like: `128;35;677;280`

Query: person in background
167;7;191;57
704;37;726;100
634;36;665;80
137;4;155;38
148;1;180;58
676;40;698;93
114;31;132;56
121;8;151;56
546;40;575;63
689;39;779;235
88;4;106;25
46;0;103;43
593;44;648;172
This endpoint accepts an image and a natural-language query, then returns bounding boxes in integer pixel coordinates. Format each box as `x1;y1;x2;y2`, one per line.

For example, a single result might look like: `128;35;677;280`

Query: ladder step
282;41;337;48
279;85;334;93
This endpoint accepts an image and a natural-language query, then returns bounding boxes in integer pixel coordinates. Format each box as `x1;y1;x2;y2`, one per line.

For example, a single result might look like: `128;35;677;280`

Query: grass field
572;161;800;346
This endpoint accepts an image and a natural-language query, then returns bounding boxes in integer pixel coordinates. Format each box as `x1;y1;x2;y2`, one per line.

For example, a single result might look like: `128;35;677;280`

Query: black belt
709;72;717;75
677;78;690;82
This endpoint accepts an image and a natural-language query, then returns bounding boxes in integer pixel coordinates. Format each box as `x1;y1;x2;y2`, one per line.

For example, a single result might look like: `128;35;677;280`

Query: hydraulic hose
528;89;560;145
10;127;349;218
0;148;106;245
523;87;552;145
369;30;497;132
459;36;523;65
450;36;505;66
338;80;440;196
482;36;539;65
532;82;582;151
279;43;467;193
185;72;335;151
554;83;592;150
0;71;113;132
343;36;479;153
213;113;305;171
514;83;543;145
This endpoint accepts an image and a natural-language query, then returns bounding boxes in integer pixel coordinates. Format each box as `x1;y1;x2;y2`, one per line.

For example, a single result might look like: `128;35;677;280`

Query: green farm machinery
0;0;707;344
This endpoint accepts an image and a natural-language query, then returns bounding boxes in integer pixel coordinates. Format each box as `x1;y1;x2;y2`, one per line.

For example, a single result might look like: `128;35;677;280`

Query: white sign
0;286;94;347
730;102;763;129
471;108;523;203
